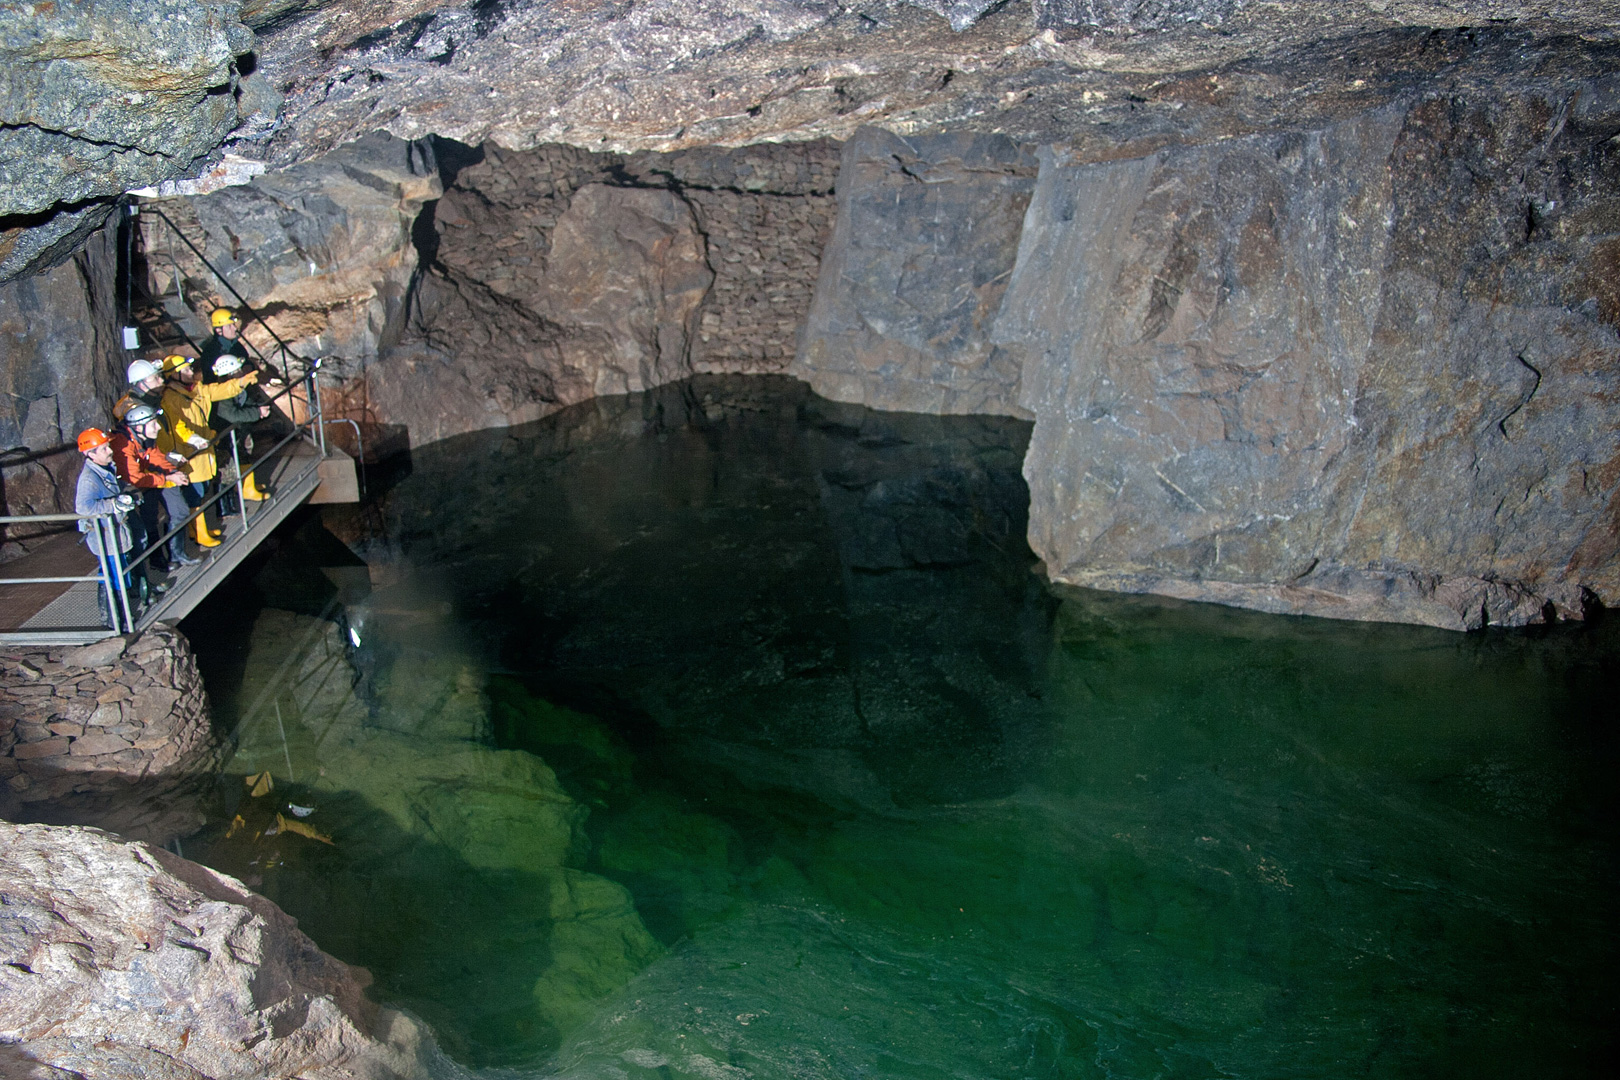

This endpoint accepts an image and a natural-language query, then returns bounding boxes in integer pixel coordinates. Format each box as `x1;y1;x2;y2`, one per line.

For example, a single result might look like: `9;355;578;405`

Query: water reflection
184;376;1618;1078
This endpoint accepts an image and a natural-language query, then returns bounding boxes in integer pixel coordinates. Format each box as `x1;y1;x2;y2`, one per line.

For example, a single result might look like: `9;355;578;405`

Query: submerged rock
0;821;437;1080
207;607;660;1062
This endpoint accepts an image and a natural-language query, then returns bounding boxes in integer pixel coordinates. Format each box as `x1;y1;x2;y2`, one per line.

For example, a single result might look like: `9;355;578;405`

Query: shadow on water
180;375;1620;1078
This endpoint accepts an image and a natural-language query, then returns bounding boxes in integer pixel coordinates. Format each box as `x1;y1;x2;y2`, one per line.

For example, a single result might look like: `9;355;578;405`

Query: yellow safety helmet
160;354;193;374
210;307;238;329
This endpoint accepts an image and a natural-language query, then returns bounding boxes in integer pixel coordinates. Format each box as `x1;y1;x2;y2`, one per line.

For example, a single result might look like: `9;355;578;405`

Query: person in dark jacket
197;307;251;382
210;352;272;502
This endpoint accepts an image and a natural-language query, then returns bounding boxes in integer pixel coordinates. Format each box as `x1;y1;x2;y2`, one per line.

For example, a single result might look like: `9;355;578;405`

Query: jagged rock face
815;79;1615;630
242;2;1620;169
0;220;123;537
0;0;260;280
0;821;435;1080
796;128;1039;416
144;132;440;365
365;140;838;445
8;2;1620;282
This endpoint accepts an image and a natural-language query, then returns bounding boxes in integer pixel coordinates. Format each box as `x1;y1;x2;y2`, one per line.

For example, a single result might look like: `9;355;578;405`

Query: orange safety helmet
77;427;111;452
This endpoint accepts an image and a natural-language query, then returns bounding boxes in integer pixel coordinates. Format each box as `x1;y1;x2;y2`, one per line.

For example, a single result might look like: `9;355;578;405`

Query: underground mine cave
3;2;1620;1079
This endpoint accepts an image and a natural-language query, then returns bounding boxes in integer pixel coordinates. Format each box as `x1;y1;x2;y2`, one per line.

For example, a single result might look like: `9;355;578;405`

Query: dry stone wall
366;139;838;446
0;628;222;841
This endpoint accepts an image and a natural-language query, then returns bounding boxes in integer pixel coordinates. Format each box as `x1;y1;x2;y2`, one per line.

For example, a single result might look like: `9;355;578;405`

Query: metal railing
135;204;306;389
0;367;331;641
0;199;352;642
0;512;138;632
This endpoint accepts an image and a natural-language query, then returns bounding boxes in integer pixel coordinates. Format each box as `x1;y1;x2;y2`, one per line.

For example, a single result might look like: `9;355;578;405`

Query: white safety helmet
123;403;160;427
213;354;245;377
126;359;159;384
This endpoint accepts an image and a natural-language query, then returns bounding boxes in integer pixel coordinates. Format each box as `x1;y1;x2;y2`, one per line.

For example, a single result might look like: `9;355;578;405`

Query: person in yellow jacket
158;354;262;548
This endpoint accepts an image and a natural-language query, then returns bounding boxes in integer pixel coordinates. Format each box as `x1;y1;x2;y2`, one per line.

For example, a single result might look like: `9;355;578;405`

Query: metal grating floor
20;581;108;632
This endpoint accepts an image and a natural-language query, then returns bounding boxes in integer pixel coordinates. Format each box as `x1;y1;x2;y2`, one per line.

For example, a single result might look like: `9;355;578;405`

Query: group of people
74;307;284;624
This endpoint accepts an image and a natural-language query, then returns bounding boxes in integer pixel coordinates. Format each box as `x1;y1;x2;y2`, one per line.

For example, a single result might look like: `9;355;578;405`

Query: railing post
312;366;327;457
102;517;136;633
230;429;249;531
88;517;117;631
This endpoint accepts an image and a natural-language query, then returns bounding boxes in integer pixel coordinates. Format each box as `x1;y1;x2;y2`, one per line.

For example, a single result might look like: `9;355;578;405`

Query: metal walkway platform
0;440;344;646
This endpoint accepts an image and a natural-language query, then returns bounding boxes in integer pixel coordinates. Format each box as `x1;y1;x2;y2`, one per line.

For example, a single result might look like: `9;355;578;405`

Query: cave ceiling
2;1;1618;281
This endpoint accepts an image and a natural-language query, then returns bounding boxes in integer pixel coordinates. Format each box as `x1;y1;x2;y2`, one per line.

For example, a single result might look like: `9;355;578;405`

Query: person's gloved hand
186;435;209;449
114;494;135;511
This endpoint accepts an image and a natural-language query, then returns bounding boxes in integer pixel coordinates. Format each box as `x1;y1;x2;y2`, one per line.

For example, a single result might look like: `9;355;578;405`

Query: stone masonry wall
640;142;840;373
0;628;222;839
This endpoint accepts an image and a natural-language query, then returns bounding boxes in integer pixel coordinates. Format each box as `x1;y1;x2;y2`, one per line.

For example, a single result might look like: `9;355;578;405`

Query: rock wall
0;1;258;282
795;128;1039;416
145;132;441;369
0;217;124;555
805;82;1620;629
364;139;838;446
1;628;223;842
0;821;435;1080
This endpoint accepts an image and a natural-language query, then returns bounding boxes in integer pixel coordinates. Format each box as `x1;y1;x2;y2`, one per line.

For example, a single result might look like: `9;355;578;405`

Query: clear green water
184;377;1619;1079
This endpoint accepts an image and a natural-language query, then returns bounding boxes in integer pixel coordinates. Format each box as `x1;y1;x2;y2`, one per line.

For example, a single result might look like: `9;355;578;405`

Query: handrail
0;203;349;642
136;204;309;388
123;371;319;576
0;367;331;641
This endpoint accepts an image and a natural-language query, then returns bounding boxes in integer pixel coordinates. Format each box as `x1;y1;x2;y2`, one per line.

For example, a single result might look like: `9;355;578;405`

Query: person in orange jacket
158;354;261;548
111;402;198;572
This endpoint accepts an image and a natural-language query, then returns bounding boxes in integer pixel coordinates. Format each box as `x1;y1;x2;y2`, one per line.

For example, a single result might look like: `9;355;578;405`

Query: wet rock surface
0;820;436;1080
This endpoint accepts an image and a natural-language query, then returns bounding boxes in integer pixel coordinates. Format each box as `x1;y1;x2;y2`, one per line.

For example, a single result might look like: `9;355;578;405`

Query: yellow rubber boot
192;515;220;548
241;471;269;501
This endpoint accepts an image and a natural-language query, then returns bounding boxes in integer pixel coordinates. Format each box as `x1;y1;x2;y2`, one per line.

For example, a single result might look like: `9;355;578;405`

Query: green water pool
183;377;1619;1078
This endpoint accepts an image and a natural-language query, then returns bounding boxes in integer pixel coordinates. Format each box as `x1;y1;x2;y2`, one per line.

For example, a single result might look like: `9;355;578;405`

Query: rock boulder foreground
0;822;437;1080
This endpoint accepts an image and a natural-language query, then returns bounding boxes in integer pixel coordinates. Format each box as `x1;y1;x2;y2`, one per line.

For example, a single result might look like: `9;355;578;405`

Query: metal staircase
0;203;360;646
